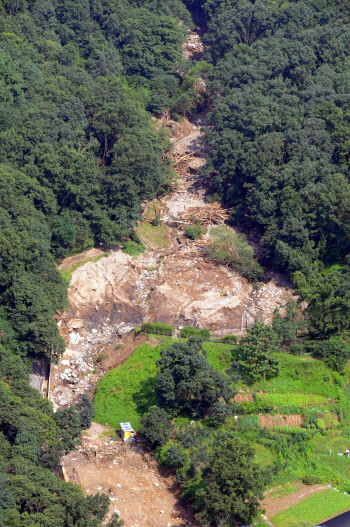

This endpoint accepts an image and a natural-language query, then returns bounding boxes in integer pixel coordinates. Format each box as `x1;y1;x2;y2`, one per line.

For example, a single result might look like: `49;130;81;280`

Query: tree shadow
132;377;158;415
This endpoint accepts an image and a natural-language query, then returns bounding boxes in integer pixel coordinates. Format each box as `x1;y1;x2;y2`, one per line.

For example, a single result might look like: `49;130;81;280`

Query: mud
62;423;199;527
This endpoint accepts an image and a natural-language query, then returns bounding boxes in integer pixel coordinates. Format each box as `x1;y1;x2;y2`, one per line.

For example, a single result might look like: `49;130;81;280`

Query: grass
253;353;344;399
60;253;108;283
137;220;171;249
94;343;160;430
271;489;350;527
258;392;330;407
254;443;275;468
122;241;146;257
94;337;233;430
267;483;302;500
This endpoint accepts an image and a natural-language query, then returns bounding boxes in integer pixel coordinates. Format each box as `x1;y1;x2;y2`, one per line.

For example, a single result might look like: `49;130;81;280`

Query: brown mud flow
49;111;293;410
51;27;295;527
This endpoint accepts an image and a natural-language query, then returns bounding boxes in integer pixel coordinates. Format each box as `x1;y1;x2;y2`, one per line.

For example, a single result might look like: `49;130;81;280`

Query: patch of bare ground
259;414;303;429
57;248;105;271
262;484;328;518
62;423;199;527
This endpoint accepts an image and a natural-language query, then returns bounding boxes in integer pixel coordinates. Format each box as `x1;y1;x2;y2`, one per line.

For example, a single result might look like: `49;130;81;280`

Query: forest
2;0;350;525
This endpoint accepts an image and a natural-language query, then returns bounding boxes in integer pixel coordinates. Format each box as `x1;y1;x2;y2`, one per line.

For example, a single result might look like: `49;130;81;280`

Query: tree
195;437;265;526
272;300;307;347
156;337;234;418
235;321;280;383
75;393;95;430
106;513;124;527
140;406;173;448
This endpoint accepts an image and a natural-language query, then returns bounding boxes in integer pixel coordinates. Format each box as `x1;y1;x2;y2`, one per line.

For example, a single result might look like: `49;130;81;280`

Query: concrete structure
120;422;135;442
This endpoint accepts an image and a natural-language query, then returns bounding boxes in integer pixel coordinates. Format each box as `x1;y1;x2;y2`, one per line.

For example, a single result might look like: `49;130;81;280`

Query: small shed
120;422;135;442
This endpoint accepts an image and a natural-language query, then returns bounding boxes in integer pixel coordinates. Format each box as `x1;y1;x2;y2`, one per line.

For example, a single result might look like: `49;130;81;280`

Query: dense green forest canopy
0;0;193;524
199;0;350;339
3;0;350;525
0;0;194;362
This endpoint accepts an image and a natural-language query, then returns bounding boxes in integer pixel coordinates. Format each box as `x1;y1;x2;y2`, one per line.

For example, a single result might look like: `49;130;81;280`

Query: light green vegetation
259;393;330;407
60;253;108;284
208;225;264;282
137;221;171;249
144;200;161;221
271;489;350;527
253;353;345;399
94;336;232;430
254;443;276;468
122;241;146;257
267;483;303;500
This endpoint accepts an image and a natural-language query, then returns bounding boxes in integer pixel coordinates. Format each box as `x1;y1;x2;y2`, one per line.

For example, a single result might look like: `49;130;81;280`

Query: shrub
95;352;107;363
184;225;206;240
212;334;238;344
141;322;174;335
208;225;264;282
316;418;325;430
123;241;146;257
151;214;161;226
237;415;260;429
140;406;173;448
180;326;210;339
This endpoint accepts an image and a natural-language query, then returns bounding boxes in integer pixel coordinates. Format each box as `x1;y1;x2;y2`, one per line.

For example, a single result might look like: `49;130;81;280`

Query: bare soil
262;484;328;518
259;414;303;429
63;423;199;527
51;29;297;527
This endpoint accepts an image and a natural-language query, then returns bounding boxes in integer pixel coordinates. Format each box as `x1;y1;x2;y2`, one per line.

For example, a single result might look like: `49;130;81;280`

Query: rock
61;360;70;366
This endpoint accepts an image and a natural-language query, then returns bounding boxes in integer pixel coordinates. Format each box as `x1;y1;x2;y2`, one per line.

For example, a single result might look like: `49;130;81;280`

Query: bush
151;215;161;226
141;322;174;335
123;241;146;257
237;415;260;429
140;406;173;448
316;418;325;430
212;334;238;344
180;326;210;339
208;225;265;282
290;342;306;355
184;225;206;240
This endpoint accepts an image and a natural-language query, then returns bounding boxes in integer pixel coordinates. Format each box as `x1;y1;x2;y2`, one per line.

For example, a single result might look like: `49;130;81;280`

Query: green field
271;489;350;527
254;353;343;399
94;337;232;430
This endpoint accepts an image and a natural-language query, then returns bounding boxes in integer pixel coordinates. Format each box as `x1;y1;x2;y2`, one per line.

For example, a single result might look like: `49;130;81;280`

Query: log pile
181;204;232;224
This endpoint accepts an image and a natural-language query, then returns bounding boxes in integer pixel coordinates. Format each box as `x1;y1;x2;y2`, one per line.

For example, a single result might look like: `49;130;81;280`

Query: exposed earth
51;28;295;527
62;422;199;527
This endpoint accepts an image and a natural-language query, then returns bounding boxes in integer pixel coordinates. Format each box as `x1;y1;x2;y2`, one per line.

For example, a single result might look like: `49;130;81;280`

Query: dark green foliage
184;224;206;240
0;343;117;526
201;0;350;318
140;406;173;448
208;226;264;282
0;0;192;363
156;337;234;419
180;326;210;339
195;437;265;525
141;322;174;335
75;392;95;430
273;300;307;347
314;338;350;372
235;321;281;383
106;513;125;527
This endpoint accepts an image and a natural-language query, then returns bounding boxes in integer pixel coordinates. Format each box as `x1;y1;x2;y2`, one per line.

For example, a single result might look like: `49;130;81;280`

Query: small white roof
120;422;134;432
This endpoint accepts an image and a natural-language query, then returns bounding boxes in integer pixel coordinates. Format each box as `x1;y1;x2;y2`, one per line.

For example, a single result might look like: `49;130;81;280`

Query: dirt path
262;484;328;518
62;423;199;527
